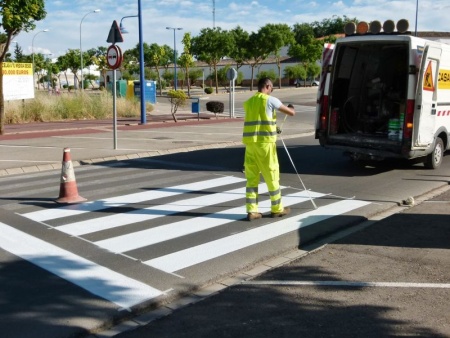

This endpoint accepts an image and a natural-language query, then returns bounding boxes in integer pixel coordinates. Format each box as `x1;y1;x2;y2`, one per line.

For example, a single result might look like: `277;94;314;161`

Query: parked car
294;78;319;87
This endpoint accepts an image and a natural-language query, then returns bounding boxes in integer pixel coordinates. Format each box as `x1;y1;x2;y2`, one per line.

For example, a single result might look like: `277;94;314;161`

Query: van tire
424;137;444;169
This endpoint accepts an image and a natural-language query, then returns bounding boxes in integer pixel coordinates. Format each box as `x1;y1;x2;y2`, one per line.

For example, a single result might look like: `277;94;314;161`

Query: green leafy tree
188;69;203;88
142;43;171;95
178;32;195;96
0;0;46;134
256;69;277;83
56;54;72;89
229;26;249;72
91;46;108;87
13;43;25;62
192;27;233;94
284;64;307;83
310;15;358;38
245;29;274;91
257;23;294;88
64;49;82;88
289;24;323;83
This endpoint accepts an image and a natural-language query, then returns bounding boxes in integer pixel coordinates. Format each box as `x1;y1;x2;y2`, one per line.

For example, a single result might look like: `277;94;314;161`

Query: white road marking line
0;222;164;309
95;190;325;253
22;176;245;222
144;199;370;273
242;281;450;288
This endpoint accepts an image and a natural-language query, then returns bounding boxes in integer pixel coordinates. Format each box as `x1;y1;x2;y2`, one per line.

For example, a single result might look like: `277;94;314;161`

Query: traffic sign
107;44;123;70
226;68;237;81
106;20;124;44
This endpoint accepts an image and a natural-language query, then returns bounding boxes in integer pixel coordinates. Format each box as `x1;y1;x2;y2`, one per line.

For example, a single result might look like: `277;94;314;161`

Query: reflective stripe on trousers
244;142;283;214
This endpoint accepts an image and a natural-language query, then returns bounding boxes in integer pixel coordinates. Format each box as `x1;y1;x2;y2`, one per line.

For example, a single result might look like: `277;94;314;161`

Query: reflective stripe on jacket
242;92;277;144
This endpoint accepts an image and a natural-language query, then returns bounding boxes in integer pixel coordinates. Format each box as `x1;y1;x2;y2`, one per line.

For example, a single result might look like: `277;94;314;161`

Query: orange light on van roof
356;21;369;34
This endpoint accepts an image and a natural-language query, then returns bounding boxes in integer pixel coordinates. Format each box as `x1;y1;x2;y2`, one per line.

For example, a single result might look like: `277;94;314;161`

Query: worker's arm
278;104;295;116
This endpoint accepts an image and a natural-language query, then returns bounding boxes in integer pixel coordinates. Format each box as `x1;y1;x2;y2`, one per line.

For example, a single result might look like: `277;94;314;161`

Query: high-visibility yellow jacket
242;93;277;144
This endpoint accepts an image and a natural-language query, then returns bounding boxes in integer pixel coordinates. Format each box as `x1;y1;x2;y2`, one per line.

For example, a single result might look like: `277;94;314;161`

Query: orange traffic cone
55;148;87;204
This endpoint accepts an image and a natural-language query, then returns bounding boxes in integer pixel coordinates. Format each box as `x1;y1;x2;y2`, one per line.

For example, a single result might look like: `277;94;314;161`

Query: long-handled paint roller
278;108;318;209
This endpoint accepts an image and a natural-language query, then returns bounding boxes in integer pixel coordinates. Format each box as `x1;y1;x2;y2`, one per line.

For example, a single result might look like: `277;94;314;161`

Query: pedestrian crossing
2;172;370;309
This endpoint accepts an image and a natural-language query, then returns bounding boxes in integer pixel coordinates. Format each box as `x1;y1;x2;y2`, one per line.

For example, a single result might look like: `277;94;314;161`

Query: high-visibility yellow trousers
244;142;283;214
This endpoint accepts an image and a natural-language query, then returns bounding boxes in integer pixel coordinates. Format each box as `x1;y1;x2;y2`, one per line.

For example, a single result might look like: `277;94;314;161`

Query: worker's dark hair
258;77;272;91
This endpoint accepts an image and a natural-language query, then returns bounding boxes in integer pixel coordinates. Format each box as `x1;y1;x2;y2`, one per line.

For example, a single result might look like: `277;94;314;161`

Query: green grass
5;91;153;124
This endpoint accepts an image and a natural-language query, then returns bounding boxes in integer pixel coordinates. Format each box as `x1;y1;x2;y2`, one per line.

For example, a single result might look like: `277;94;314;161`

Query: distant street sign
107;45;123;70
106;20;124;44
226;68;237;81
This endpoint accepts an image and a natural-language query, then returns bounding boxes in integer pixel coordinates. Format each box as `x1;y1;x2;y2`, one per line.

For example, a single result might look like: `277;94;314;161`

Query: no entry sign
107;44;123;70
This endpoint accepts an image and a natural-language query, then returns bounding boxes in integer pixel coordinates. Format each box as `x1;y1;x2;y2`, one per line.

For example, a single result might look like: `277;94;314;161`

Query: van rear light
320;95;329;131
403;99;414;139
330;108;339;134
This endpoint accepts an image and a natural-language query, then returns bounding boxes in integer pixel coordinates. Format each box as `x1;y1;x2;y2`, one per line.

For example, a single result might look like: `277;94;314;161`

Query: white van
315;19;450;168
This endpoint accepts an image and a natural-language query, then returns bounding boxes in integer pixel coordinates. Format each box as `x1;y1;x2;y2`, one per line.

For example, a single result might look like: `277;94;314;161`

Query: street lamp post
80;9;100;90
414;0;419;36
31;29;49;89
117;3;145;124
138;0;146;124
166;27;183;90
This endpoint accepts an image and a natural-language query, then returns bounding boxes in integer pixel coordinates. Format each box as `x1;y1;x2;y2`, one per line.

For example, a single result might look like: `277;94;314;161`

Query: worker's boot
247;212;263;221
271;207;291;218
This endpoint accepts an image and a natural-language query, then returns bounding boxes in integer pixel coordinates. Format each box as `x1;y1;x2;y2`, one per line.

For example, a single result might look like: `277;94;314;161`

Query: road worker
242;77;295;221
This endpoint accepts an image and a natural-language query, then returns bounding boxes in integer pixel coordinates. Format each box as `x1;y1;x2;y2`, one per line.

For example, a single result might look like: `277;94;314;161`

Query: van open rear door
414;45;442;147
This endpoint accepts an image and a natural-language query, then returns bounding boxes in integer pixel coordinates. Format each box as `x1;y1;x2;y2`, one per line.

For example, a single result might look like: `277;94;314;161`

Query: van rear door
414;45;442;147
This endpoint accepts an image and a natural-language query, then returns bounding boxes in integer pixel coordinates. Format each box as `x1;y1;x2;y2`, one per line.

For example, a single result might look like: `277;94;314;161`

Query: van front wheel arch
424;137;444;169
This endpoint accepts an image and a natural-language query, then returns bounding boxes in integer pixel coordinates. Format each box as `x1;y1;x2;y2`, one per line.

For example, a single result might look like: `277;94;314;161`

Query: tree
245;29;274;91
91;46;108;87
191;27;233;94
0;0;47;134
64;49;82;88
56;54;71;89
257;23;294;89
289;24;323;84
229;26;249;72
310;15;358;38
284;64;307;83
140;43;171;95
178;32;195;96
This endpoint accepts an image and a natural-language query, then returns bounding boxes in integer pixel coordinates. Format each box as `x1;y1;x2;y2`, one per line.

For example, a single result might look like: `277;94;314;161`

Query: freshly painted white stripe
22;176;245;222
0;222;163;308
57;178;252;236
144;199;370;273
95;190;325;253
242;281;450;289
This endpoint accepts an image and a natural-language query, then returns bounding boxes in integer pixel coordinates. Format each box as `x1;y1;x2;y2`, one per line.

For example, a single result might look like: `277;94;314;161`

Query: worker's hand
276;126;282;134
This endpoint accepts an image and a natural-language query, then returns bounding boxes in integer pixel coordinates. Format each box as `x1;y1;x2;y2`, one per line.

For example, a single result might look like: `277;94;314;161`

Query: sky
10;0;450;59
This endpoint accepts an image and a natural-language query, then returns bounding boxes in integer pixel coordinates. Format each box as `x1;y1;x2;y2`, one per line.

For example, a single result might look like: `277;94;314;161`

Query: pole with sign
226;68;237;118
107;44;123;149
106;21;124;149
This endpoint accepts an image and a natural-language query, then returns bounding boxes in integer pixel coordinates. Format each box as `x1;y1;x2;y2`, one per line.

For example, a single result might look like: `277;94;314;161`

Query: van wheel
424;137;444;169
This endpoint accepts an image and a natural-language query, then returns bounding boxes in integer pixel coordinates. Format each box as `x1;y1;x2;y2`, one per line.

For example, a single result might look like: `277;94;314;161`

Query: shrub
204;87;213;94
206;101;225;119
167;89;188;122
